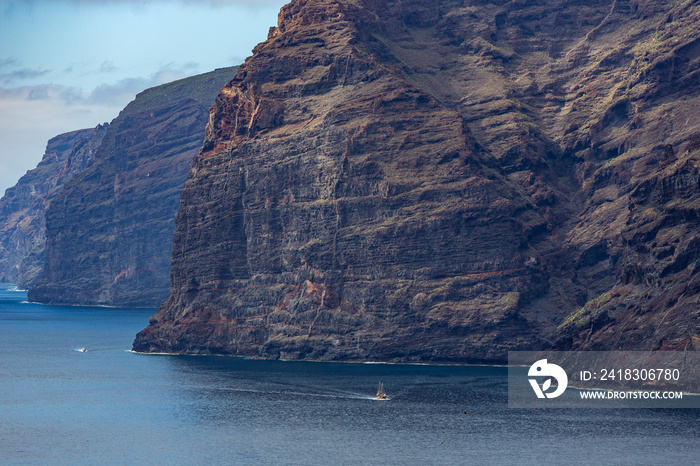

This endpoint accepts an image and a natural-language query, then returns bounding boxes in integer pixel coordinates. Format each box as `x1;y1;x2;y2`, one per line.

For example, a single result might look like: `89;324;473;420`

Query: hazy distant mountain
28;67;238;307
0;125;107;287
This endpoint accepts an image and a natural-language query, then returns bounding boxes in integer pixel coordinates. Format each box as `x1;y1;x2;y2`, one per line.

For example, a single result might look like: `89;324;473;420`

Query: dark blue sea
1;284;698;465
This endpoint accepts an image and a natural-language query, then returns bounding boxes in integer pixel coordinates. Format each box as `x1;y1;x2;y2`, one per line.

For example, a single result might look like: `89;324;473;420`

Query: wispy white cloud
0;68;50;84
99;60;118;73
0;84;119;197
1;62;196;107
0;58;18;68
0;0;287;7
0;0;285;195
0;62;203;195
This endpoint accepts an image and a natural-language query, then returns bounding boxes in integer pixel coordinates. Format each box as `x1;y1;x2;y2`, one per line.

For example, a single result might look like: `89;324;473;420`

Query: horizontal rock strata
0;126;107;287
28;68;237;307
134;0;700;361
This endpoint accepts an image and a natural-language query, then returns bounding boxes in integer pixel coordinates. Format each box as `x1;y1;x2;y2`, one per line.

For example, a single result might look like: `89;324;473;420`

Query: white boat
78;347;87;352
375;382;388;400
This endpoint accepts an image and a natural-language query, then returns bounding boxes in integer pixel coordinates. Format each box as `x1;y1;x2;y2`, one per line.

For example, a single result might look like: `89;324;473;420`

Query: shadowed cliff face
0;126;107;287
134;0;700;361
28;68;238;307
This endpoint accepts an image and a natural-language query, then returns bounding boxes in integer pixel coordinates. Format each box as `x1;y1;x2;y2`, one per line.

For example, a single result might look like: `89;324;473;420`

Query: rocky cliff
0;126;107;287
28;67;237;307
134;0;700;362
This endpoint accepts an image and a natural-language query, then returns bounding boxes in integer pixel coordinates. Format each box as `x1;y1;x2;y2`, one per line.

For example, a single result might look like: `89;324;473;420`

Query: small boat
78;347;87;352
375;382;388;400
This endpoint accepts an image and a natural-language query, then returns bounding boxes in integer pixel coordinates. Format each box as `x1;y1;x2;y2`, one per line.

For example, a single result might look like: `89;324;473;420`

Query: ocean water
1;284;698;465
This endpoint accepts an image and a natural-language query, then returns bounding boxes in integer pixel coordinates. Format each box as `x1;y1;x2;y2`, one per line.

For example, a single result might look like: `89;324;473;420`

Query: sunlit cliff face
19;0;691;362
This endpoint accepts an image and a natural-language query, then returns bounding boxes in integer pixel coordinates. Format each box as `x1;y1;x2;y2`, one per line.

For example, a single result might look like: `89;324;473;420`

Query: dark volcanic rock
28;67;237;307
556;145;700;351
0;126;107;287
134;0;700;361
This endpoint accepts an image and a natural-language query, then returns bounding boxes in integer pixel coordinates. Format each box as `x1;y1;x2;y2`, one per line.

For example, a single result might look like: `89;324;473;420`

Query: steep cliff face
556;143;700;351
28;67;237;307
134;0;700;361
0;126;107;287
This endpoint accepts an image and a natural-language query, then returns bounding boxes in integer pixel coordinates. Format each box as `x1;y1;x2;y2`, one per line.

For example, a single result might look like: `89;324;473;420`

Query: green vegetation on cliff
133;0;700;361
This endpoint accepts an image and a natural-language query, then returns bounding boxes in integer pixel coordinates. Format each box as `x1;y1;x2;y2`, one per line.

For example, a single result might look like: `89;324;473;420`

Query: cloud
0;0;283;194
0;68;50;85
99;60;118;73
0;83;122;196
2;78;148;108
0;63;206;195
88;63;197;105
0;61;202;107
178;0;286;4
0;57;51;85
0;58;18;69
25;86;51;100
0;0;287;7
0;57;220;192
90;77;153;105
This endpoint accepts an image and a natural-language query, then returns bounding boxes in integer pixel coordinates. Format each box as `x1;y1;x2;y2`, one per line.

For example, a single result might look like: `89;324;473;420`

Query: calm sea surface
1;284;698;465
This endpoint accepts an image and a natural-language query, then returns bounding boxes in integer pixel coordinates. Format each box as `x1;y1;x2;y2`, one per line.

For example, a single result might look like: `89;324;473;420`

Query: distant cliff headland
0;67;236;307
0;125;108;288
2;0;698;364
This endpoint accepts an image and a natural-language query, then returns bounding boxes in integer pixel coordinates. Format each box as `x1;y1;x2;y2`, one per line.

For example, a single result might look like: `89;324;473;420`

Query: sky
0;0;288;196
